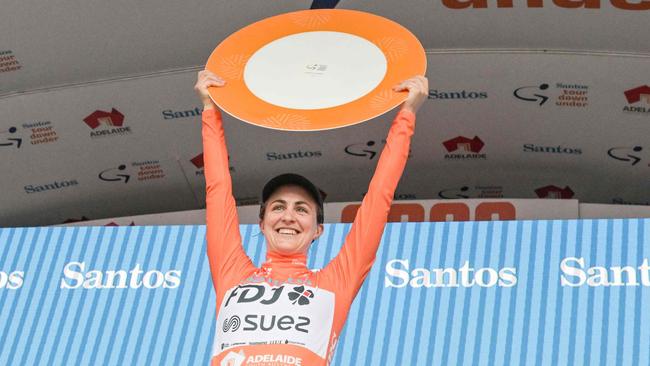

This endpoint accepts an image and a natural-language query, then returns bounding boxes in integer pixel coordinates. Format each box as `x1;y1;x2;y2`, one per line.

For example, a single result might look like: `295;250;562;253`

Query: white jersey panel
213;282;335;358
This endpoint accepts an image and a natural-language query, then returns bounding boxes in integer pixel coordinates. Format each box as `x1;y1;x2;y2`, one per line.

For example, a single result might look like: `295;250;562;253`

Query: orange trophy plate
206;9;426;131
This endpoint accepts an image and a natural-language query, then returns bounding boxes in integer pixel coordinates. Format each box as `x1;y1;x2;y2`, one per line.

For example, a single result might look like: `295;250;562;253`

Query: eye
272;204;284;212
296;206;309;214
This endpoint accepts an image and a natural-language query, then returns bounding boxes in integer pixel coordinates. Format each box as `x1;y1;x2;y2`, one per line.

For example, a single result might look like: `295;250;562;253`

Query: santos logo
60;262;181;289
266;150;322;161
385;259;517;288
560;257;650;287
0;270;24;290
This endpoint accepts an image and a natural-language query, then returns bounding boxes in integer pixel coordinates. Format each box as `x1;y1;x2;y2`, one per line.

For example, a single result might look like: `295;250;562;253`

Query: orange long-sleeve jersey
203;108;415;366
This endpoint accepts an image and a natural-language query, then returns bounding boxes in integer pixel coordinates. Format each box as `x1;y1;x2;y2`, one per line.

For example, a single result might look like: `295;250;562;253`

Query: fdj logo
288;285;314;305
514;83;549;106
224;284;315;307
99;164;130;183
608;146;645;166
0;126;22;148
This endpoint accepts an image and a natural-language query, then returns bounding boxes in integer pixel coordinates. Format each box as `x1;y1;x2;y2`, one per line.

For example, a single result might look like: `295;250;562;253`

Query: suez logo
607;145;649;167
439;0;649;10
60;262;180;289
220;284;315;335
384;257;650;289
98;160;165;183
0;270;24;290
341;201;517;222
442;136;486;159
0;121;59;149
623;85;650;115
513;82;588;108
83;108;132;138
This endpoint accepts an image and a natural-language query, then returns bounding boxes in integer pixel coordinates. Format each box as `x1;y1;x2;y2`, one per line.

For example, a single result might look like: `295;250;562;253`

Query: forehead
267;184;316;206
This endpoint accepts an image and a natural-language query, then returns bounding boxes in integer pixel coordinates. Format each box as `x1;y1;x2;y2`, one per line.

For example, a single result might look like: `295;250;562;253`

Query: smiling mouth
277;228;299;235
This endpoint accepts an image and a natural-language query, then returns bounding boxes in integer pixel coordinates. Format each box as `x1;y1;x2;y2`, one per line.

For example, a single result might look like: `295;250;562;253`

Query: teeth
278;229;297;235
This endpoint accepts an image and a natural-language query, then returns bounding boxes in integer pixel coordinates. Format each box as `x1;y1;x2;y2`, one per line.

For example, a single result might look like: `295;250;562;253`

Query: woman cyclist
195;70;428;366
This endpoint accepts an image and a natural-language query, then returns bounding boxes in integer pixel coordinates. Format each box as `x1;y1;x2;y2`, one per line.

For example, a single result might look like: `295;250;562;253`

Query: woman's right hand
194;70;226;110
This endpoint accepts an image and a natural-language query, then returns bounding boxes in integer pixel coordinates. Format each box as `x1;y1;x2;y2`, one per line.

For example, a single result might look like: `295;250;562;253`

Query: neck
261;250;310;279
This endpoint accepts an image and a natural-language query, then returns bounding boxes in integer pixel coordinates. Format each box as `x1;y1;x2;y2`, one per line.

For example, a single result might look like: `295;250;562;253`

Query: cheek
299;216;317;233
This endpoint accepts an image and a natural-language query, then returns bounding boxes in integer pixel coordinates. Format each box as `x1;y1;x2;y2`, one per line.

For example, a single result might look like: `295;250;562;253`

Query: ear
314;224;324;241
259;219;265;233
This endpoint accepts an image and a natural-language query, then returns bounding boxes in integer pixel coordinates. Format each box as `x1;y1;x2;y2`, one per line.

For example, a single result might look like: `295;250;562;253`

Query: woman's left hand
393;75;429;115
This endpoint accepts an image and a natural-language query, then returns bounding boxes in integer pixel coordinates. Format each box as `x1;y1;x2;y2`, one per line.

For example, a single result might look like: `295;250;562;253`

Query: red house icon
190;153;204;168
443;136;485;153
83;108;125;129
105;221;135;226
535;185;575;199
624;85;650;104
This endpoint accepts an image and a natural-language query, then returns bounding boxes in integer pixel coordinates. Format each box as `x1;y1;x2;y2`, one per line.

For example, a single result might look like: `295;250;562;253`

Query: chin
272;239;307;254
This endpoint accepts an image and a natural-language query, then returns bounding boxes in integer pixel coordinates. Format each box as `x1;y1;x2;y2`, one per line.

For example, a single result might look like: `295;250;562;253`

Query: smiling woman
259;179;324;254
195;69;427;366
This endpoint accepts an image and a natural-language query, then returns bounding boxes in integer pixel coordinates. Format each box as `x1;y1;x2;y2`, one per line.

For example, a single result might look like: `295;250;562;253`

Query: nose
280;207;296;222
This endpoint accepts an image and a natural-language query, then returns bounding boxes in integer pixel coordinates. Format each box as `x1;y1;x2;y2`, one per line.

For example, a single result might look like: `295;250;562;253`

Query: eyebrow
270;199;313;208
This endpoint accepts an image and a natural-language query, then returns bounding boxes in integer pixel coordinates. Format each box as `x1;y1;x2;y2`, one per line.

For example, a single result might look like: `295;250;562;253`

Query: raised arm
323;76;428;296
195;70;252;292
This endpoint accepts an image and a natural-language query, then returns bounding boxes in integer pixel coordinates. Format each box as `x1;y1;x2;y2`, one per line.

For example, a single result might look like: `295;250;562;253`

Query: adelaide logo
535;185;575;199
83;108;132;138
623;85;650;115
443;136;486;160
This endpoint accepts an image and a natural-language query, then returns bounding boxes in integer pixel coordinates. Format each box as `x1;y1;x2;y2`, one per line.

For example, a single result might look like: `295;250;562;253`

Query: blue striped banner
0;219;649;365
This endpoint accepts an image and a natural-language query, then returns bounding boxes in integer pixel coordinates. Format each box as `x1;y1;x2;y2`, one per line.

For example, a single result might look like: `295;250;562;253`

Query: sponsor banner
580;203;650;219
61;198;579;226
2;220;650;365
3;52;650;227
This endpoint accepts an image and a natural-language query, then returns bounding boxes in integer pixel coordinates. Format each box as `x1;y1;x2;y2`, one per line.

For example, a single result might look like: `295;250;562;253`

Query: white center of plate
244;31;387;110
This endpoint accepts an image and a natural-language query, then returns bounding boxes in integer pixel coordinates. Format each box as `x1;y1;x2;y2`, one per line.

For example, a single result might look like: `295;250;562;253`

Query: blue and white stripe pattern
0;219;648;365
